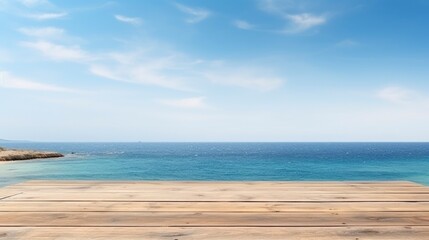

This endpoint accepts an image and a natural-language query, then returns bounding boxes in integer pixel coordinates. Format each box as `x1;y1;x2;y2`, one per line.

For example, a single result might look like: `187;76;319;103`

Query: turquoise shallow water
1;143;429;186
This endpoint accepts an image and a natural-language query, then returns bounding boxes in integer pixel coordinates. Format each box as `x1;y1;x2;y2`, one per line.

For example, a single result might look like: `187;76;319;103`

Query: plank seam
1;225;429;227
0;192;22;201
3;200;429;203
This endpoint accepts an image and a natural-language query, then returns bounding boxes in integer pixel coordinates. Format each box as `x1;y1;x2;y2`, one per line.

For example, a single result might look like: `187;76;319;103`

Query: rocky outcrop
0;148;63;161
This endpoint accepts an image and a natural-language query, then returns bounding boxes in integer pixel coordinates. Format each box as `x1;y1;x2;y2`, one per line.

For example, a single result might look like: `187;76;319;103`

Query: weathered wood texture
0;180;428;239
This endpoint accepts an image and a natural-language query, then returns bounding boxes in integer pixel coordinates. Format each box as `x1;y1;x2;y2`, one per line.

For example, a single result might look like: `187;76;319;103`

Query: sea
1;142;429;186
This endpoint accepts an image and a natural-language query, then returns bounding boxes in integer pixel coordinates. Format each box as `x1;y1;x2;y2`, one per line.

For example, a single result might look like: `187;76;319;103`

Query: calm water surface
1;143;429;186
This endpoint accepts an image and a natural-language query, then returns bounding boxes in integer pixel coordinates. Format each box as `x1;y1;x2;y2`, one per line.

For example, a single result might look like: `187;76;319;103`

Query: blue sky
1;0;429;142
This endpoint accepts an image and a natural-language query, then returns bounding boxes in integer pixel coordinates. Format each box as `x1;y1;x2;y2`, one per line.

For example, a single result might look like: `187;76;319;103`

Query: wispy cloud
19;29;284;92
89;56;192;92
233;20;254;30
0;71;73;92
114;14;142;25
21;41;90;61
160;97;206;109
27;12;67;20
18;27;64;38
85;50;196;91
258;0;328;34
175;3;210;23
285;13;326;33
377;86;415;104
89;50;285;92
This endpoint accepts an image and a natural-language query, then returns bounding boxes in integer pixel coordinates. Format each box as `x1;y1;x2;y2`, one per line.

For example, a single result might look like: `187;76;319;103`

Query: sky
0;0;429;142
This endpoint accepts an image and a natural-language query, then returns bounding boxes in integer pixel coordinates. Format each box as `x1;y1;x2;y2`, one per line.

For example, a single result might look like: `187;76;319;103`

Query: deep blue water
1;142;429;186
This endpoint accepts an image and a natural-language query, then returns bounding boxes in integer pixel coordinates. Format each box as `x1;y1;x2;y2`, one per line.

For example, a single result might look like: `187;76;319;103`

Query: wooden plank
0;212;428;227
0;192;20;200
16;180;423;187
2;180;429;239
5;189;429;195
6;191;429;202
2;226;429;240
5;185;429;194
1;201;429;212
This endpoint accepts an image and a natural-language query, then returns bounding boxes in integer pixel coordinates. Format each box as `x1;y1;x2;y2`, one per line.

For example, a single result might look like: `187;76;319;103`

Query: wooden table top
1;180;428;239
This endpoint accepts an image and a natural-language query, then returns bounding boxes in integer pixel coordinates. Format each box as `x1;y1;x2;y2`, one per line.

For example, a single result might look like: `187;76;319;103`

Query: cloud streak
21;40;90;61
89;60;192;92
377;86;415;104
19;29;285;92
175;3;210;23
114;14;142;25
0;71;74;92
258;0;328;34
26;12;67;20
89;51;285;92
233;20;254;30
285;13;326;33
160;97;206;109
18;27;64;38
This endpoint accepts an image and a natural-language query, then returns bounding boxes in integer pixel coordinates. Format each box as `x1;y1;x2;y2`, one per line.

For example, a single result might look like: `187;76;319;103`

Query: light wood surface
2;227;429;240
1;180;428;239
0;191;20;200
1;201;429;212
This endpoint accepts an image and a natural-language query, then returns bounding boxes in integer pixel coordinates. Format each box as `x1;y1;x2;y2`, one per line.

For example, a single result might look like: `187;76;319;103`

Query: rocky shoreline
0;147;64;162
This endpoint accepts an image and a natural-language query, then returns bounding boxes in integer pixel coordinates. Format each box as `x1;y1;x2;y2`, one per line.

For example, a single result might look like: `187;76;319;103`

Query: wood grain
18;180;424;186
5;191;429;202
0;211;429;227
6;185;429;193
0;192;20;200
1;180;429;239
1;201;429;212
1;227;429;240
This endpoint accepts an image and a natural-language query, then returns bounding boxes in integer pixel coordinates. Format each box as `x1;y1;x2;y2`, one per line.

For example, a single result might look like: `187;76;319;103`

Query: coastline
0;147;63;162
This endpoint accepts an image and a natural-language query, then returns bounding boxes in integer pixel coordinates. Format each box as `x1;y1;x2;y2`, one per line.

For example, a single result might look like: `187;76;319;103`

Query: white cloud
160;97;206;109
89;60;192;91
21;41;90;61
258;0;328;34
175;3;210;23
27;12;67;20
89;50;284;92
18;27;64;38
18;0;49;7
89;65;121;81
0;71;73;92
114;14;142;25
90;51;190;91
18;29;283;92
233;20;254;30
95;47;284;92
377;86;414;103
286;13;326;32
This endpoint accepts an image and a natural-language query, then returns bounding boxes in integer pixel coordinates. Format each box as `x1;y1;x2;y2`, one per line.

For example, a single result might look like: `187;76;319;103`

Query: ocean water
1;142;429;186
